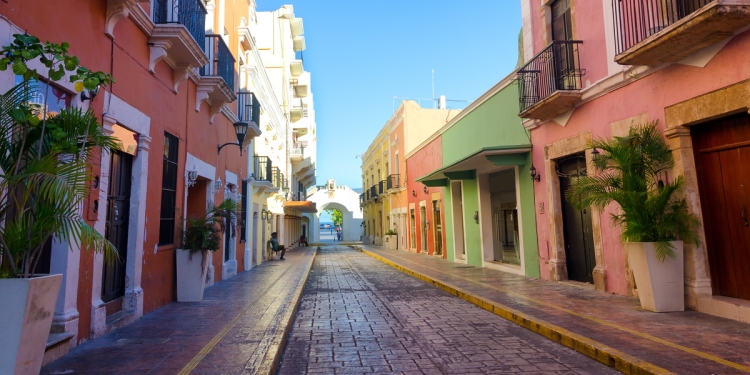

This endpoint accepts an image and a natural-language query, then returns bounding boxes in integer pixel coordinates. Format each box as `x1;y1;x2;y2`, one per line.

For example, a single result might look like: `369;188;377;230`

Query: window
159;132;179;245
16;75;72;117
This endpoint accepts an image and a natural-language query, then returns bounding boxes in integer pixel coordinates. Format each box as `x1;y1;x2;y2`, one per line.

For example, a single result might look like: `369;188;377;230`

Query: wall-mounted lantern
217;122;249;156
530;165;541;182
187;170;198;187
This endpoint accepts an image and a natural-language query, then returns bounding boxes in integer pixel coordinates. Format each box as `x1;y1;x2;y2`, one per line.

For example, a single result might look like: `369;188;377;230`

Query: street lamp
218;121;249;156
261;209;268;221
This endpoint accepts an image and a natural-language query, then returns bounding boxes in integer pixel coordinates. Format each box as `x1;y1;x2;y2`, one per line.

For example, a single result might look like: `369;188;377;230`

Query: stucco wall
406;137;446;257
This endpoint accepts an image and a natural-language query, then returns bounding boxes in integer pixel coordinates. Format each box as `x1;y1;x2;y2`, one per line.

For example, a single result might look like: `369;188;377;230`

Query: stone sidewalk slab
358;245;750;375
41;246;317;375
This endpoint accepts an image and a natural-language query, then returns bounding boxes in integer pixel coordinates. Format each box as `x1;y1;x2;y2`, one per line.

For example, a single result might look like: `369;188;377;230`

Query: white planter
385;235;398;250
625;241;684;312
0;274;63;375
176;250;208;302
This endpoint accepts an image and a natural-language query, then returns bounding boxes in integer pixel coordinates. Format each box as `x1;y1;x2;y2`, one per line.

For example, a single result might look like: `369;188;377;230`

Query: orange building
0;0;314;363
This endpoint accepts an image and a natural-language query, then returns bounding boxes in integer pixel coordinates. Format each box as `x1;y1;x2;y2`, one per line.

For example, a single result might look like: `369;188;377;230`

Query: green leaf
11;60;27;75
64;58;77;71
83;78;97;90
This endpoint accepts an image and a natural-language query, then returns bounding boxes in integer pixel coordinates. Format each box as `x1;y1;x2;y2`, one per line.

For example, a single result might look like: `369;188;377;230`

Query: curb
262;246;318;375
360;248;672;375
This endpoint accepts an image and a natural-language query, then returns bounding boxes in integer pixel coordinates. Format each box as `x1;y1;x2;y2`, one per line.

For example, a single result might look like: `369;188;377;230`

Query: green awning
416;145;531;184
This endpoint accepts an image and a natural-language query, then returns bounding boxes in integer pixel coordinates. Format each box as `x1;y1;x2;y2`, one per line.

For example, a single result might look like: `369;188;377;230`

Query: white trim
92;94;151;338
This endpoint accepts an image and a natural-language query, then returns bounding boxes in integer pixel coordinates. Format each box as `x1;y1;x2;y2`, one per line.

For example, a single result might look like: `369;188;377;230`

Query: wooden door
102;151;132;303
558;154;596;284
692;113;750;301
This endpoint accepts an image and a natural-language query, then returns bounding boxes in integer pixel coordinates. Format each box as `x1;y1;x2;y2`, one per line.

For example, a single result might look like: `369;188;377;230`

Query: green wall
443;184;454;261
435;81;541;276
442;82;531;167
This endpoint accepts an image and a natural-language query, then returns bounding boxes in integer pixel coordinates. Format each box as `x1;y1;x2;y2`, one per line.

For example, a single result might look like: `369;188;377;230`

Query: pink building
520;0;750;322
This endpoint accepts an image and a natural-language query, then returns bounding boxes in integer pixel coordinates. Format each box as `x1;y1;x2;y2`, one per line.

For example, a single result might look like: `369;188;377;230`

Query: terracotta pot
625;241;684;312
0;274;63;375
176;250;208;302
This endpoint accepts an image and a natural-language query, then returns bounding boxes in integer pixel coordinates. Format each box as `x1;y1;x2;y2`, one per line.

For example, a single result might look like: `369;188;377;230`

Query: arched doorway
316;202;358;242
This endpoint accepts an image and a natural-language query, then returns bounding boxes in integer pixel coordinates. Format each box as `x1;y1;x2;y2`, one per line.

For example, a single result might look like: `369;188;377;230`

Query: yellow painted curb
362;249;672;375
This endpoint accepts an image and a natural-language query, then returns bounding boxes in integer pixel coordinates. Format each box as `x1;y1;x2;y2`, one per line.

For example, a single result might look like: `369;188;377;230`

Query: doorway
692;113;750;301
433;200;443;256
409;208;416;249
102;150;132;304
557;154;596;283
489;169;520;265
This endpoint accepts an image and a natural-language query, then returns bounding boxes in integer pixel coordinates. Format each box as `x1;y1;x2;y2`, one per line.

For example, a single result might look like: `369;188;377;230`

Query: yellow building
360;125;391;245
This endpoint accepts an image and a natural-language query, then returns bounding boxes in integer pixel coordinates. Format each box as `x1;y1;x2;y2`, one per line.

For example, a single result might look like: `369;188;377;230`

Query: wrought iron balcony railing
378;180;386;195
370;185;377;199
612;0;711;55
201;35;235;90
517;40;584;114
152;0;206;47
291;143;305;157
236;92;260;125
272;167;283;189
253;156;272;182
387;174;400;190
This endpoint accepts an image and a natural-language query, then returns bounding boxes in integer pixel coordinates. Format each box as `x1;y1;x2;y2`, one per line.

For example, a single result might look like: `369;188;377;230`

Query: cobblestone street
278;246;617;375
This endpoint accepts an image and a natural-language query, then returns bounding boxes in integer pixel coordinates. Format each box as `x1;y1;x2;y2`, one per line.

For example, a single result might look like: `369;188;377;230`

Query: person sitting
299;234;309;247
269;232;285;260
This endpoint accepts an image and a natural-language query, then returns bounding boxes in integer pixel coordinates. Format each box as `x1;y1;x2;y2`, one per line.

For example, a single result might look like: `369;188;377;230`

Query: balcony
149;0;209;91
370;185;378;200
236;92;262;138
290;99;307;123
517;41;585;121
612;0;750;66
387;174;400;192
253;156;272;183
272;167;283;190
196;35;237;117
290;143;305;162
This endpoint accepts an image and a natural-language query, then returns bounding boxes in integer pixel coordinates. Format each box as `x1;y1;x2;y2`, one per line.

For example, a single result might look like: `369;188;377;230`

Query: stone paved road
278;246;618;375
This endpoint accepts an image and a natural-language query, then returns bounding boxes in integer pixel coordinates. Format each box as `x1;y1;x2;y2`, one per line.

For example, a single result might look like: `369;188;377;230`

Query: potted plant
177;199;237;302
385;229;398;250
566;122;701;312
0;34;117;374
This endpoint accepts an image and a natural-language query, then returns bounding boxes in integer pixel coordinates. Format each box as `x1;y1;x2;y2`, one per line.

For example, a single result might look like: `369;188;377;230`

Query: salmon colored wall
4;0;248;341
530;20;750;294
406;137;446;258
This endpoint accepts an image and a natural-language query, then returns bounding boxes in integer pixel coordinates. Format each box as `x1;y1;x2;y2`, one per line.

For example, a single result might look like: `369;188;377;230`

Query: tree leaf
11;60;27;75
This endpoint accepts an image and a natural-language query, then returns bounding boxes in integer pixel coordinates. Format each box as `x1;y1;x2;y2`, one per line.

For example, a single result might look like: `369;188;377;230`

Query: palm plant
180;199;238;257
0;34;117;278
565;122;702;260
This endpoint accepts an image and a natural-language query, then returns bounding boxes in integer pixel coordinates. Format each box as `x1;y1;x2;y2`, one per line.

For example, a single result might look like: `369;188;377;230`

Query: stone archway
306;180;363;243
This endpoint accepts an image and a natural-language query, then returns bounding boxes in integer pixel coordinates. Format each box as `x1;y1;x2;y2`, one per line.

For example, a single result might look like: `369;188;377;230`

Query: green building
417;75;540;277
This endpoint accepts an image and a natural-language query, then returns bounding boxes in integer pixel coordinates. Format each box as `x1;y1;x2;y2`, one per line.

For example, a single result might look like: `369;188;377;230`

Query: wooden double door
692;113;750;301
558;154;596;284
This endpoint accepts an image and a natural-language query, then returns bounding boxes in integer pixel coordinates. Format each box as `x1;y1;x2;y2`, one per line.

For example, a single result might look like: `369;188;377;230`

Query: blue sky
258;1;523;190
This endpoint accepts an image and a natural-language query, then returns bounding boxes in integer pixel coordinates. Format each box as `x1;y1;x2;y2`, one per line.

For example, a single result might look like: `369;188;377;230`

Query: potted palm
385;229;398;250
0;34;117;374
566;123;701;312
177;199;237;302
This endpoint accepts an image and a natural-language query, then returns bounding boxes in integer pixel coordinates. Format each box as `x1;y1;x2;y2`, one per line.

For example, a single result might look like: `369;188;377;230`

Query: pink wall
406;137;446;257
530;15;750;294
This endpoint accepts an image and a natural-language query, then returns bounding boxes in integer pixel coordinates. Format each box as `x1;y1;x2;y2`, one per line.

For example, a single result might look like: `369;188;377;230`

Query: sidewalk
41;246;317;375
358;245;750;375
